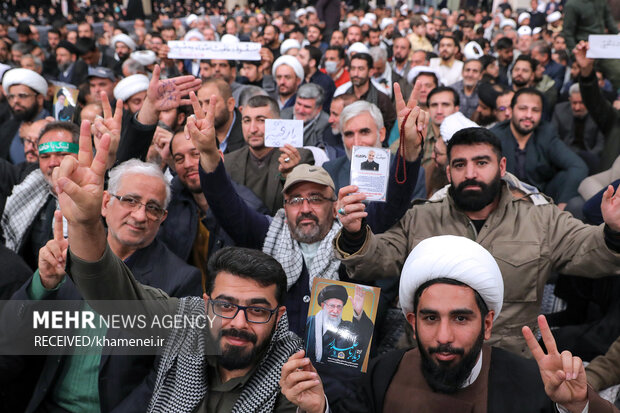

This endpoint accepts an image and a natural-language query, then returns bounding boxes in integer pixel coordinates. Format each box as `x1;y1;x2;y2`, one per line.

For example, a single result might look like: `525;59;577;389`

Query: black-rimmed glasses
209;300;279;324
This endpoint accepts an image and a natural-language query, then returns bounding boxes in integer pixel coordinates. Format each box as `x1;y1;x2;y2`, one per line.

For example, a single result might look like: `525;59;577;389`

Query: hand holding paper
336;185;368;233
278;144;302;177
573;41;594;78
265;119;304;148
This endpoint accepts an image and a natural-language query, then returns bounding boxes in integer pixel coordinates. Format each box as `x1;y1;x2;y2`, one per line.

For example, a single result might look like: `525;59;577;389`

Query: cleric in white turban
399;235;504;320
113;74;149;114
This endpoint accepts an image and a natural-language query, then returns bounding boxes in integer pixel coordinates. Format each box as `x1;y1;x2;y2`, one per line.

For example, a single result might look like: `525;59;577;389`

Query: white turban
305;6;317;14
130;50;157;66
380;18;395;31
221;34;239;45
518;12;531;24
272;55;304;81
2;68;47;95
280;38;301;55
547;11;562;23
184;29;205;41
360;18;373;27
440;112;480;143
365;13;377;22
186;14;198;26
499;19;517;30
407;65;441;86
400;235;504;320
295;8;307;19
463;41;484;60
347;42;369;57
532;27;542;35
112;34;137;51
114;74;149;102
517;25;532;37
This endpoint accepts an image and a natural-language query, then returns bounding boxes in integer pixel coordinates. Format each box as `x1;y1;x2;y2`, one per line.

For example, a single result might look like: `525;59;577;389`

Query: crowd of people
0;0;619;411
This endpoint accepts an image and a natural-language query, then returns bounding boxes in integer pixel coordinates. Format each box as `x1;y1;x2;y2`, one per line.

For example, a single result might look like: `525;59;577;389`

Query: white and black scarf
262;209;341;291
1;169;52;252
147;297;303;413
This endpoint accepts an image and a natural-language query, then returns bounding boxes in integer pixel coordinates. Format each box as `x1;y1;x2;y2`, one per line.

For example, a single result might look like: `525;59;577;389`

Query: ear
405;312;417;339
483;310;494;340
159;210;168;223
379;126;386;142
276;305;286;323
446;164;452;183
227;96;236;113
101;190;111;217
499;156;507;177
177;112;186;126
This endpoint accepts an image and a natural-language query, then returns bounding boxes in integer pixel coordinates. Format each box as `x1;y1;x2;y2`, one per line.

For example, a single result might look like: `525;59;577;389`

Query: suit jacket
0;117;23;162
281;107;330;147
57;59;89;86
552;101;605;173
5;239;201;413
491;120;588;203
221;107;246;154
224;146;314;215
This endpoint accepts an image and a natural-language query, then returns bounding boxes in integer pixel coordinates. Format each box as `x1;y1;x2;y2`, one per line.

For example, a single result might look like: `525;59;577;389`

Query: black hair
304;45;322;68
495;37;513;51
39;121;80;144
478;54;496;70
510;87;544;109
413;278;489;317
205;247;287;305
350;52;373;69
326;45;345;60
439;35;460;51
427;86;460;107
513;54;537;72
446;126;503;162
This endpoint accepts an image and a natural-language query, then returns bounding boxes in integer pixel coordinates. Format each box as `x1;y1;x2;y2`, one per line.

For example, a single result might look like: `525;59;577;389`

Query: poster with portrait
305;278;380;372
350;146;390;202
51;84;79;122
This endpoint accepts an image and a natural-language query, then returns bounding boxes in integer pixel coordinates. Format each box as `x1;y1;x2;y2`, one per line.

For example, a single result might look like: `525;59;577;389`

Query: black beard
449;172;501;212
430;163;449;192
417;327;485;394
477;113;497;127
394;55;407;64
512;77;528;88
217;327;270;371
511;119;536;136
11;103;40;122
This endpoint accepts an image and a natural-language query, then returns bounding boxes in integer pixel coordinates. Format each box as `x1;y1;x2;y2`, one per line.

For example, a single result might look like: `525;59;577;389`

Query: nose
130;203;148;221
48;154;62;168
182;155;194;170
229;307;250;329
436;319;454;344
465;162;477;179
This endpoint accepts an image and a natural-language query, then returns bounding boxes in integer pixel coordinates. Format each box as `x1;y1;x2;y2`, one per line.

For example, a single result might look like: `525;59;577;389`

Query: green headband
38;141;79;154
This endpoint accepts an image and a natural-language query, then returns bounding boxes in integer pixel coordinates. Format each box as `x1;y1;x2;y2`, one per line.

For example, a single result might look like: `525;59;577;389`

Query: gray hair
296;83;324;108
20;54;43;72
568;83;580;96
122;58;146;75
238;85;268;107
368;46;387;64
339;101;384;144
107;159;172;208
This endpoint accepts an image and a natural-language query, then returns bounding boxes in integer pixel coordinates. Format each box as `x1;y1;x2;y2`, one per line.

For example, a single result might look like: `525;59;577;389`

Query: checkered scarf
1;169;52;252
147;297;303;413
262;209;341;291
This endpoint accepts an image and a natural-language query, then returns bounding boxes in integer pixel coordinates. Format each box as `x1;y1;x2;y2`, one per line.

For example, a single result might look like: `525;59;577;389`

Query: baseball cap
282;164;336;194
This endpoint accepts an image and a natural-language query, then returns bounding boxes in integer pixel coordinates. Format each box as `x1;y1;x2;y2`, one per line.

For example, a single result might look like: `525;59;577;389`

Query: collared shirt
450;80;479;119
219;111;236;153
430;57;464;86
371;65;393;98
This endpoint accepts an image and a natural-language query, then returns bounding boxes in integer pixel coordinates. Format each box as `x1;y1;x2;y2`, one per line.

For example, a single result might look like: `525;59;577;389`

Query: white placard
167;41;261;60
264;119;304;148
586;35;620;59
350;146;390;202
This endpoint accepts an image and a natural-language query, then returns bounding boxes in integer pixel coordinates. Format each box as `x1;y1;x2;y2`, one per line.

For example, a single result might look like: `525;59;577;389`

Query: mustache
456;179;485;192
220;328;257;344
428;343;465;356
296;212;318;225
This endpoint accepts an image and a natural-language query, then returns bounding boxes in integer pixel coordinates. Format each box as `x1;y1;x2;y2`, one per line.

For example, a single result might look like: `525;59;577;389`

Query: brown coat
335;183;620;356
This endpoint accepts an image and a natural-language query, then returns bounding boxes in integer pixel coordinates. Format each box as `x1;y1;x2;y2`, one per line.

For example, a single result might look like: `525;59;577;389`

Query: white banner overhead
167;41;262;60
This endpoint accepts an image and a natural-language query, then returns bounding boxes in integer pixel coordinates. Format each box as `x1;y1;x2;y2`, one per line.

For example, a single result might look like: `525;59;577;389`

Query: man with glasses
6;159;201;412
0;68;50;164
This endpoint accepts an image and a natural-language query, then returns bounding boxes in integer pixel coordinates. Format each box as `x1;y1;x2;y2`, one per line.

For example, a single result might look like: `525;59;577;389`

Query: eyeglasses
497;106;509;112
7;93;36;102
284;195;335;207
20;136;38;146
324;303;343;311
209;300;279;324
110;194;166;220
